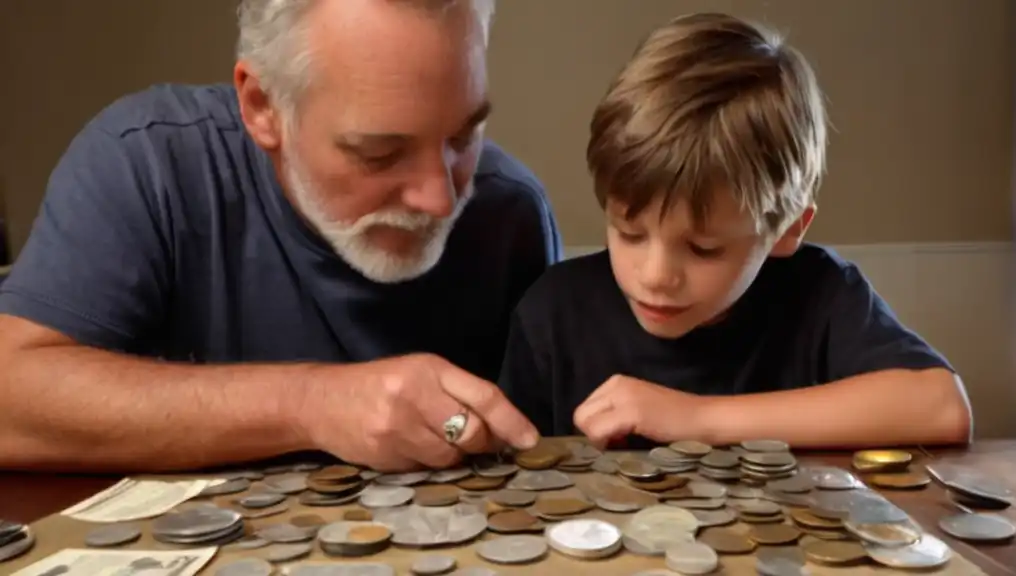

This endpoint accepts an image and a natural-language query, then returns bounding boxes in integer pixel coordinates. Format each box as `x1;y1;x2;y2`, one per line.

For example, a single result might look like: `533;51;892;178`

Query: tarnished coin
729;499;781;516
742;452;796;467
265;542;313;563
488;510;543;534
665;498;726;510
846;496;909;525
457;475;507;491
375;471;431;486
618;459;661;480
476;535;548;564
411;555;457;575
700;450;739;469
806;466;862;490
491;489;536;508
691;508;737;528
372;503;487;546
238;491;287;509
309;464;362;483
359;485;415;508
845;520;921;547
698;527;756;554
514;442;568;470
766;475;814;494
534;496;594;517
201;478;252;497
664;541;719;574
84;523;142;548
414;485;461;507
318;521;393;557
505;470;573;491
685;481;727;499
429;468;473;484
0;525;33;562
791;509;842;529
741;439;790;453
215;558;273;576
938;512;1016;542
756;547;809;576
152;505;242;542
750;523;802;545
230;535;270;550
802;539;867;565
624;475;687;492
621;505;698;555
865;533;952;569
262;472;308;494
258;522;315;543
728;485;764;499
669;440;713;457
591;456;620;474
869;472;932;490
546;518;623;559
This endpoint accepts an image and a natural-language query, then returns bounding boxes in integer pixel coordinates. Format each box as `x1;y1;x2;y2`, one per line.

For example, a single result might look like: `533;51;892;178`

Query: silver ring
443;412;468;443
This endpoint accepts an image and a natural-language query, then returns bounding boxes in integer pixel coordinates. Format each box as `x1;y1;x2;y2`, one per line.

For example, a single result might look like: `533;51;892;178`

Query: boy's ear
769;205;816;257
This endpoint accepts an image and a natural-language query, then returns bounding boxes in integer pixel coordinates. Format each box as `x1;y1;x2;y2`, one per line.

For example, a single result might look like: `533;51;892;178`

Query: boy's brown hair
587;12;827;236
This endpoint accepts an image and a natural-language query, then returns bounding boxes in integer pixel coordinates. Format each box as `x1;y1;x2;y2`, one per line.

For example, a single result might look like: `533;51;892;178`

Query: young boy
498;12;972;450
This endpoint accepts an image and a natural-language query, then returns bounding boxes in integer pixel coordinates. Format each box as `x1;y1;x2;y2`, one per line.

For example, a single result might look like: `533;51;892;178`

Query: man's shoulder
473;141;550;211
85;83;240;140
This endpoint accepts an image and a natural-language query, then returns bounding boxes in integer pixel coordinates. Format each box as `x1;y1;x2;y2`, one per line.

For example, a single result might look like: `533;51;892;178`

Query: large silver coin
938;512;1016;542
375;471;431;486
286;564;397;576
846;497;909;525
547;518;622;559
201;478;251;497
805;466;862;490
664;541;719;575
429;468;472;484
621;506;697;556
238;491;287;509
410;554;457;575
864;533;952;569
691;509;737;528
84;523;142;547
476;535;548;564
505;470;573;491
0;526;34;562
152;506;241;538
372;503;487;547
215;558;274;576
359;485;415;508
263;472;308;494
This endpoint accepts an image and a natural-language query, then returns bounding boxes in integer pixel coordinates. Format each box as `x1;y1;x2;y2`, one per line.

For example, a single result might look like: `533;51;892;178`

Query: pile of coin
151;504;245;546
0;520;33;563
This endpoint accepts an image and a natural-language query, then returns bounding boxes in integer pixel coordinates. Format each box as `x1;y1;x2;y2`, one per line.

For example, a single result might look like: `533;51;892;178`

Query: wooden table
1;440;1014;575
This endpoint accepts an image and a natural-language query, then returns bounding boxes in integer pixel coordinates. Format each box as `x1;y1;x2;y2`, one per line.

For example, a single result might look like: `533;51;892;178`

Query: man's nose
400;148;458;218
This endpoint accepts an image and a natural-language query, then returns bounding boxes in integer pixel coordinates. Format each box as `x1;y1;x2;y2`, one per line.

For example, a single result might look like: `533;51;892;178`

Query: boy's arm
497;310;556;436
696;265;972;448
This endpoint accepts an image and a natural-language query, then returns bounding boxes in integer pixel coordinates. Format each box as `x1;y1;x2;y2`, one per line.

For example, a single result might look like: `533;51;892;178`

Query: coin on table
766;475;814;494
152;506;243;545
215;558;274;576
697;527;756;554
201;477;252;497
534;496;594;517
84;523;142;548
730;498;782;516
741;451;797;467
939;512;1016;542
806;466;862;490
741;439;790;453
344;509;373;521
0;526;34;562
491;489;536;508
514;442;568;470
618;458;662;480
411;555;458;575
318;521;393;557
756;547;809;576
265;542;313;563
591;456;620;474
476;535;548;564
308;464;361;483
669;440;713;457
865;533;952;569
750;523;802;546
238;491;287;509
372;503;488;547
666;498;726;511
664;541;719;575
287;564;396;576
505;470;573;491
457;475;507;491
359;485;415;508
852;449;912;473
547;518;623;559
790;509;842;529
428;467;473;484
700;450;740;469
844;520;921;547
472;457;519;479
262;472;308;494
375;471;431;486
448;569;498;576
488;510;543;534
691;508;737;528
230;535;270;550
414;485;461;507
846;496;909;525
801;539;867;565
624;475;687;492
258;522;316;543
728;485;764;499
868;472;931;490
621;505;698;555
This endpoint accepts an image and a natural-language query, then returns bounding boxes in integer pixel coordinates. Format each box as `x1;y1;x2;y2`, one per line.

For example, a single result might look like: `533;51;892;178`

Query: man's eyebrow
461;101;492;132
333;101;492;152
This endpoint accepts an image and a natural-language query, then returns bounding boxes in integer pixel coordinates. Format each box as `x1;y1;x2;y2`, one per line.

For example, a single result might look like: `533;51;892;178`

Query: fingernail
520;430;540;449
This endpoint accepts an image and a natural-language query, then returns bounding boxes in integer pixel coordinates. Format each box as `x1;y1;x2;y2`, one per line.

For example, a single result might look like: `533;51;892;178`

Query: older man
0;0;560;473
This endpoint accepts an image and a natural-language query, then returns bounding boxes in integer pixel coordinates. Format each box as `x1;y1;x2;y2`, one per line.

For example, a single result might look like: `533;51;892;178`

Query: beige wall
0;0;1013;253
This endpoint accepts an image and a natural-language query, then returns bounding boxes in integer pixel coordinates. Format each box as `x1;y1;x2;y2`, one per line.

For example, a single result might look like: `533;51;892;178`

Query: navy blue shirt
498;245;953;438
0;84;563;382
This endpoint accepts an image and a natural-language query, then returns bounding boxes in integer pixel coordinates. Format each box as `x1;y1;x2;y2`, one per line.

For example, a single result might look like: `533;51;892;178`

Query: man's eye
689;243;725;258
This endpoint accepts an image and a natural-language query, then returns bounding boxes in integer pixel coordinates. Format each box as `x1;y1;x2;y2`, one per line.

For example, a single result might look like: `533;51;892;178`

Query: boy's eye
689;243;725;258
615;228;645;242
360;152;401;171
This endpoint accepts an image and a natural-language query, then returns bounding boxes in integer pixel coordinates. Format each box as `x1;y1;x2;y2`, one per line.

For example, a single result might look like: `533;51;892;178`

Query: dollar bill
11;547;216;576
60;478;223;523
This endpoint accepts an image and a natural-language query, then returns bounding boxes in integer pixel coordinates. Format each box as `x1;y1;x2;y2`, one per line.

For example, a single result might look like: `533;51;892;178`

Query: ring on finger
443;410;469;444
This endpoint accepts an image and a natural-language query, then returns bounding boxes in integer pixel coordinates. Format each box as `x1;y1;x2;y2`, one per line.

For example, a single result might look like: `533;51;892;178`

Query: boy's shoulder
512;249;615;318
757;242;867;294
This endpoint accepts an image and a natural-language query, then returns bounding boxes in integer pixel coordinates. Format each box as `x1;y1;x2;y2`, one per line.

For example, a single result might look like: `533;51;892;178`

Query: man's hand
573;374;707;449
300;354;540;472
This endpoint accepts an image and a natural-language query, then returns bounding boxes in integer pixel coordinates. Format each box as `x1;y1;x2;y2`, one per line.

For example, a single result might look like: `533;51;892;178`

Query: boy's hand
573;374;707;448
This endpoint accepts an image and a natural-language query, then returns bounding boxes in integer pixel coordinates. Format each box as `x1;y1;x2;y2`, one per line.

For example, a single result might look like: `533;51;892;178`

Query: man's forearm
692;368;972;449
0;344;320;472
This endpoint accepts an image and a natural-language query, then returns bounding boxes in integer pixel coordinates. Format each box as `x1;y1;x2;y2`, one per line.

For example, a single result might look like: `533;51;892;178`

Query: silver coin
491;489;536;507
0;520;21;539
618;458;661;480
728;485;764;499
410;554;457;575
756;547;809;576
449;569;498;576
372;503;487;547
292;462;323;472
864;533;952;569
741;452;796;467
845;519;922;547
505;470;573;491
847;497;909;525
215;558;273;576
472;456;519;479
429;468;472;484
287;565;396;576
152;506;241;537
690;508;737;527
669;440;713;457
201;478;252;497
939;512;1016;542
741;439;790;453
84;523;141;547
700;450;739;469
547;518;623;559
265;542;313;563
476;535;548;564
621;505;698;555
591;456;620;474
375;471;431;486
359;485;415;508
258;522;315;543
766;475;814;493
361;470;382;481
0;526;34;562
805;466;862;490
230;535;270;550
241;504;290;519
666;498;726;510
686;481;727;499
729;499;782;516
764;489;815;508
263;472;308;494
238;491;287;509
664;541;719;575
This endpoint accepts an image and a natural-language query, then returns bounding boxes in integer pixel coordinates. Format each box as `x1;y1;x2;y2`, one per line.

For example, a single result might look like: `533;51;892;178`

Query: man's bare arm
0;314;317;473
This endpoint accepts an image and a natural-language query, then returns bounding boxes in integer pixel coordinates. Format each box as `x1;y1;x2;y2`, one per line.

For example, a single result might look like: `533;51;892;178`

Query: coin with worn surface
429;468;473;484
201;478;252;497
665;497;726;511
448;569;498;576
514;442;568;470
230;535;270;550
265;542;313;563
488;510;542;533
491;489;536;508
868;472;931;490
238;491;287;509
372;503;487;547
344;509;373;521
476;535;548;564
263;472;308;494
728;485;764;499
802;539;867;565
505;469;573;491
618;458;661;480
664;541;719;574
153;505;241;539
621;505;698;555
691;508;737;528
741;451;796;468
0;526;34;562
852;449;912;471
375;471;431;486
457;475;507;491
215;558;274;576
547;518;623;559
84;523;142;548
534;496;594;517
730;499;781;516
309;464;361;483
410;554;457;575
669;440;713;457
791;509;842;529
318;521;393;557
766;475;814;494
258;522;315;543
939;512;1016;542
359;485;415;508
845;520;921;547
699;450;739;469
865;533;952;569
624;475;687;492
806;466;862;490
591;456;620;474
756;547;809;576
750;523;802;545
698;527;756;554
414;485;461;507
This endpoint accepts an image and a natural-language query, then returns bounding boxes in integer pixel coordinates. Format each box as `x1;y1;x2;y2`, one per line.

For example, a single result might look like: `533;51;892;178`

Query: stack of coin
317;521;393;557
0;521;33;562
302;465;367;506
646;446;698;474
152;505;245;546
926;464;1014;510
666;441;714;469
739;450;799;484
851;449;912;473
546;518;623;559
513;441;570;471
697;450;741;483
557;441;603;473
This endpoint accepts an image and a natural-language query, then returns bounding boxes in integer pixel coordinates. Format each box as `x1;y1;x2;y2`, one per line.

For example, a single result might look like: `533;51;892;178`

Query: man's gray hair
236;0;496;115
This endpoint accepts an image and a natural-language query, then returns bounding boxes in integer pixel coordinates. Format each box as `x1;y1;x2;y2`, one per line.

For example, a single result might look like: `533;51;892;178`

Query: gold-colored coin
534;497;594;517
852;450;912;473
308;465;361;483
290;514;326;528
802;528;853;541
457;475;507;491
749;524;802;546
791;509;843;530
867;472;931;490
697;528;756;554
413;485;461;507
488;510;543;533
739;513;786;524
802;539;868;565
343;509;373;521
514;442;568;470
624;475;688;492
348;524;392;544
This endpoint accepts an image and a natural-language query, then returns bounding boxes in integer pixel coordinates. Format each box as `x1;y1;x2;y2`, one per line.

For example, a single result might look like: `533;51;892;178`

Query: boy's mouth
632;299;692;321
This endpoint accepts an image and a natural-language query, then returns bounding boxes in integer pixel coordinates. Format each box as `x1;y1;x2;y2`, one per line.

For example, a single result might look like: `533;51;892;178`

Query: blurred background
0;0;1013;435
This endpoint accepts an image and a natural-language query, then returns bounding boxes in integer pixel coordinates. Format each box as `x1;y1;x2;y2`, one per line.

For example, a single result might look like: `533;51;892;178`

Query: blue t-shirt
498;245;954;440
0;84;563;382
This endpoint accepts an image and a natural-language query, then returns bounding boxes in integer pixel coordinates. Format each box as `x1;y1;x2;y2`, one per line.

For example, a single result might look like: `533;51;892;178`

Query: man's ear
769;204;816;257
233;62;284;151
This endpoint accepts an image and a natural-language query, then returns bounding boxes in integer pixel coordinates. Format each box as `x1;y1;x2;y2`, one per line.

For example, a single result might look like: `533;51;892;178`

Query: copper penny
749;524;802;545
414;485;461;507
791;509;842;529
290;514;327;528
698;528;756;554
488;510;543;533
306;478;363;496
534;497;594;517
308;465;361;484
343;509;373;521
457;475;507;491
514;443;568;470
348;524;392;544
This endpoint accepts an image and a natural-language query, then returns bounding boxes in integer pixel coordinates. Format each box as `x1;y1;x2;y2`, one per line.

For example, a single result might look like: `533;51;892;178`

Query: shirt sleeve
0;124;170;353
825;263;954;381
498;307;556;436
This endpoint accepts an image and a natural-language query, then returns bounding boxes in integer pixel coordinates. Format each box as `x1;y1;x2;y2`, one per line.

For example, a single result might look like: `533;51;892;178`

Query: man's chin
332;238;448;284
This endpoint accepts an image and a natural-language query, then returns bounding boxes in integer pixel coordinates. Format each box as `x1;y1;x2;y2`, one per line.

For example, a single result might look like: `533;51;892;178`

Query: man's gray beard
283;148;472;284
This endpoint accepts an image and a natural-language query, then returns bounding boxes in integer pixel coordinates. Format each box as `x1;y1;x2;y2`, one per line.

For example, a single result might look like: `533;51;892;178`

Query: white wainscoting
564;243;1016;439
